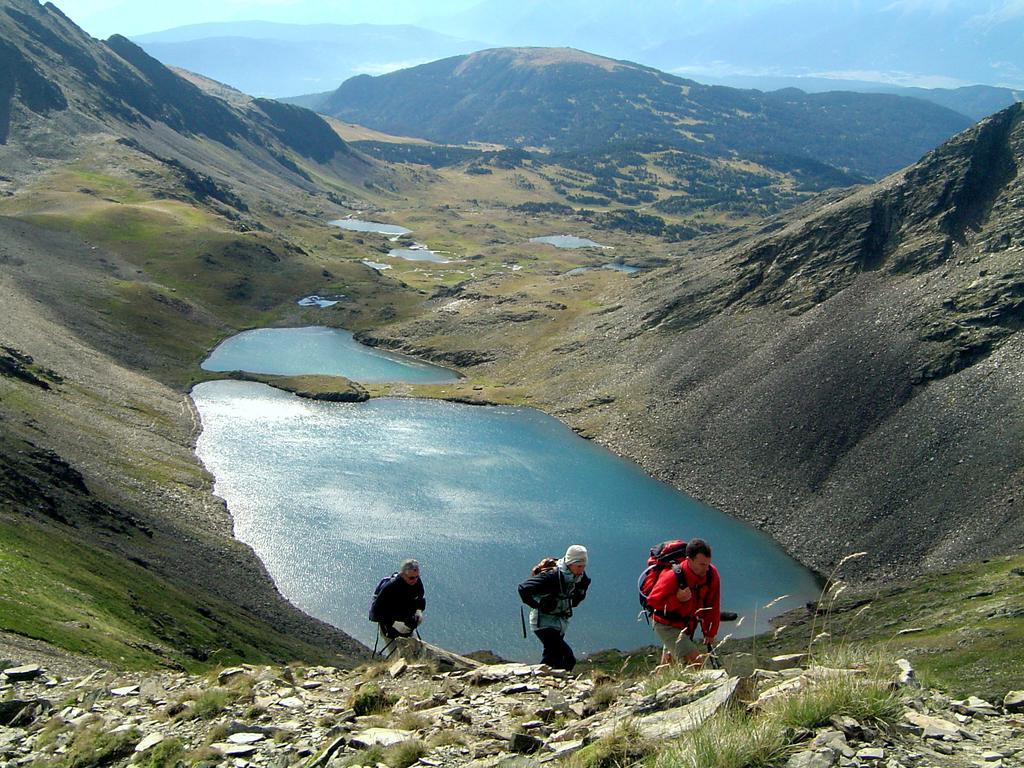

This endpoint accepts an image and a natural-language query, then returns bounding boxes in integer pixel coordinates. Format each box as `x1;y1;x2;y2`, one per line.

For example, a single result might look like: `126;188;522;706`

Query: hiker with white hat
517;544;591;671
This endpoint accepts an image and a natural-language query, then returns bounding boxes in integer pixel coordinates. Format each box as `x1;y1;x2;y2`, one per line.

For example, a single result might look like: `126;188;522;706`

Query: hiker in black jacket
518;545;590;671
370;559;426;651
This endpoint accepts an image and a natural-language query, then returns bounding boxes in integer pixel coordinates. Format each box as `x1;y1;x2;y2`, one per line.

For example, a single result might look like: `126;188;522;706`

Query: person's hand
676;587;692;602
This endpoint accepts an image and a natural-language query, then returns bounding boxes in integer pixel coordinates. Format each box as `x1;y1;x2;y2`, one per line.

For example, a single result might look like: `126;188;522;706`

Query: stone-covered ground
2;647;1022;768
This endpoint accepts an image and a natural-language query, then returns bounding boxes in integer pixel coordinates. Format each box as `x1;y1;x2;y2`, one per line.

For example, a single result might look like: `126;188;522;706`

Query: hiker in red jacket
645;538;721;665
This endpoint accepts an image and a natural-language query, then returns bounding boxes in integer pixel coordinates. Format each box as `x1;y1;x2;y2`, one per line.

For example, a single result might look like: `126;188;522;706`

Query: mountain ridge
320;46;973;180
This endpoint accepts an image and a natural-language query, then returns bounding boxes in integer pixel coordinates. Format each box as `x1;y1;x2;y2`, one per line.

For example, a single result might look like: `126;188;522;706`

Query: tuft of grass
384;739;428;768
135;737;186;768
393;711;430;732
349;683;398;716
174;687;238;721
33;721;140;768
427;729;467;748
763;672;902;730
654;708;788;768
566;723;653;768
587;682;620;713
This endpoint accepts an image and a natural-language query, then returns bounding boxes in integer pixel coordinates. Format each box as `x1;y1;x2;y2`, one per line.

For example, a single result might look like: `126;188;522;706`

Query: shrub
764;673;902;730
174;687;236;720
43;722;139;768
384;739;428;768
135;737;186;768
349;684;397;716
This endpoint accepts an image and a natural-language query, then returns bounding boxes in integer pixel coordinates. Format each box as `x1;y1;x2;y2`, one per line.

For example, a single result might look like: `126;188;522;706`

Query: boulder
509;732;544;754
1003;690;1024;712
2;665;42;682
134;733;165;753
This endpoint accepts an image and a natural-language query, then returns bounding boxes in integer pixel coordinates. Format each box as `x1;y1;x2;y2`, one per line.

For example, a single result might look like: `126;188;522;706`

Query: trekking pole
520;606;527;638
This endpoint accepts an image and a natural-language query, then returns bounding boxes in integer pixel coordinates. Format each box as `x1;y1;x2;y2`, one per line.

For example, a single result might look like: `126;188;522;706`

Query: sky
51;0;482;38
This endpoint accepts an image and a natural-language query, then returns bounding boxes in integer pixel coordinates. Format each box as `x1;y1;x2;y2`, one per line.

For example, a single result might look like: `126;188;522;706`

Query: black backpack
368;573;398;623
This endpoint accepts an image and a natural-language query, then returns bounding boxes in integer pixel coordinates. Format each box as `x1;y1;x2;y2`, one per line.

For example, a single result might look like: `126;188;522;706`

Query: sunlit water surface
201;327;458;383
193;381;820;659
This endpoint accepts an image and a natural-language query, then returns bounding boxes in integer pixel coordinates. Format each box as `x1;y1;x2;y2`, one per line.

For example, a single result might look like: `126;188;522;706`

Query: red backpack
637;540;710;623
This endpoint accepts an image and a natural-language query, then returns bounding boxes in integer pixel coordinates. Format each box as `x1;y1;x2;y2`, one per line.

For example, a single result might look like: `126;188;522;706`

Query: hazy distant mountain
133;22;486;97
419;0;1024;89
320;47;972;179
692;78;1021;123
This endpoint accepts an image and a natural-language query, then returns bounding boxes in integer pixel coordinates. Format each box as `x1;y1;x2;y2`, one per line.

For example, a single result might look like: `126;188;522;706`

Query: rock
902;709;961;740
895;658;915;686
769;653;809;670
509;732;544;754
982;752;1005;762
227;733;266;744
110;685;140;696
786;748;836;768
2;666;42;682
856;747;884;760
601;676;740;741
218;667;247;683
1004;691;1024;712
467;664;548;685
277;696;305;709
212;743;259;757
388;660;407;679
348;728;413;748
135;733;165;753
952;696;999;717
0;700;50;727
829;715;863;741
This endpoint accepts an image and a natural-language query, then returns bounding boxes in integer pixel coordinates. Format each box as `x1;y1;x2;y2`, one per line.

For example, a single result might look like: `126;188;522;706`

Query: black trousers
534;627;576;671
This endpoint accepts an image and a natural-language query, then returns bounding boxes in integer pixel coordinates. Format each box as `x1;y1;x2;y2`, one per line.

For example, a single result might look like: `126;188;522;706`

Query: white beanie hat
564;544;588;567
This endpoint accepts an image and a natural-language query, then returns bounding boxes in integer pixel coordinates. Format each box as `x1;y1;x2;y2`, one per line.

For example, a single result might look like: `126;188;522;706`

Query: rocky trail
2;643;1022;768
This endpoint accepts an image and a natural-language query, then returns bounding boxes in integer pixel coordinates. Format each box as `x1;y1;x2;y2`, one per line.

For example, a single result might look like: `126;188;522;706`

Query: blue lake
531;235;610;249
193;329;820;659
329;218;411;235
201;327;458;383
567;264;643;275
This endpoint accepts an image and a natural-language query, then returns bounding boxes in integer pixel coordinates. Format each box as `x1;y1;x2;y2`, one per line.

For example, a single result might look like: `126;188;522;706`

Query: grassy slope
0;516;336;671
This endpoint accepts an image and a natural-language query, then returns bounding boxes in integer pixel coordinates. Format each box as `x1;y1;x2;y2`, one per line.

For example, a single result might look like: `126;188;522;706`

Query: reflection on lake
201;326;458;383
192;382;821;659
388;247;449;263
329;218;411;235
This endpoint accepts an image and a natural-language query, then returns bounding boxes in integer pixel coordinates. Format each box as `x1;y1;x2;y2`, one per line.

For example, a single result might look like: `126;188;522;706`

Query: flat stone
134;733;165;753
786;748;836;768
829;715;863;740
769;653;809;670
856;747;884;760
601;676;740;741
348;728;413;748
982;752;1005;762
212;743;258;757
110;685;140;697
2;666;42;682
388;660;407;679
902;709;960;740
218;667;247;683
227;733;266;744
277;696;305;709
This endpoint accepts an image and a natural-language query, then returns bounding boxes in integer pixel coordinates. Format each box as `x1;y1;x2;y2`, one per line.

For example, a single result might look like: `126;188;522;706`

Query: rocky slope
359;104;1024;580
1;647;1022;767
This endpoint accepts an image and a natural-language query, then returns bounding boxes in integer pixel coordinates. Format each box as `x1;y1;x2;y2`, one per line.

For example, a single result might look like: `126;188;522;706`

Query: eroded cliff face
366;106;1024;579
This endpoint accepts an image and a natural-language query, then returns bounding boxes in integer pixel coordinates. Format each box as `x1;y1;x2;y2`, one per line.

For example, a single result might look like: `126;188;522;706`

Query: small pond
531;235;611;249
329;218;411;235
